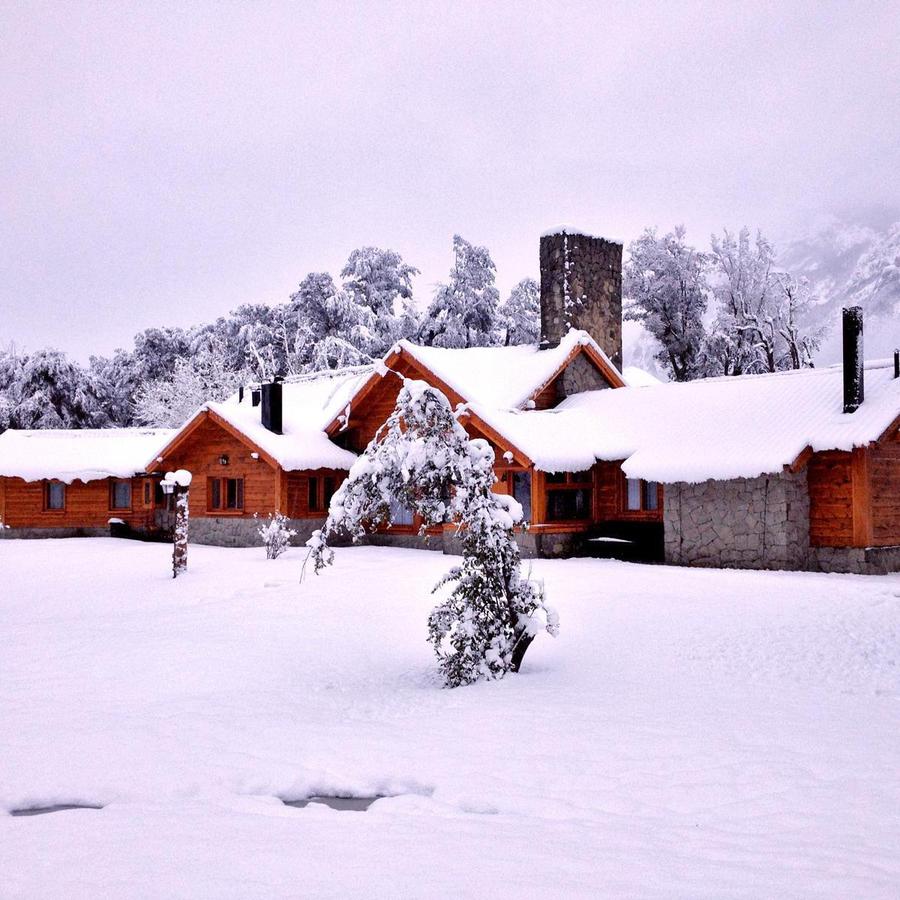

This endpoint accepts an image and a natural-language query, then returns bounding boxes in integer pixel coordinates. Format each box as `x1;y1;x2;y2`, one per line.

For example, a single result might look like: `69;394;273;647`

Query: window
546;471;593;522
323;476;336;510
44;481;65;511
308;476;320;512
626;478;642;511
389;497;415;526
511;472;532;523
110;479;132;510
143;480;152;506
208;477;244;511
624;478;660;513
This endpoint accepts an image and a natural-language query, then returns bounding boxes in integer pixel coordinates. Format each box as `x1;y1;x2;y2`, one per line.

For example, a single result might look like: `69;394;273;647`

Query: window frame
621;476;662;518
43;480;66;512
109;478;133;511
207;476;245;513
544;470;594;523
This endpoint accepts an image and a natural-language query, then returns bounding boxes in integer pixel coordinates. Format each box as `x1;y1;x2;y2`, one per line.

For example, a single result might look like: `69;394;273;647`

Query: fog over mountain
779;215;900;363
624;211;900;379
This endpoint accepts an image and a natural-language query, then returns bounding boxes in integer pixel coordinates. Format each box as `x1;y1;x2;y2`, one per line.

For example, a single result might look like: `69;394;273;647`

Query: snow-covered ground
2;539;899;898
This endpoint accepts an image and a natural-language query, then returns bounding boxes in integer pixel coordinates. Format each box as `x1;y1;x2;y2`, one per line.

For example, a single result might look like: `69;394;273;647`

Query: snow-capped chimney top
261;382;283;434
539;229;623;370
842;306;864;414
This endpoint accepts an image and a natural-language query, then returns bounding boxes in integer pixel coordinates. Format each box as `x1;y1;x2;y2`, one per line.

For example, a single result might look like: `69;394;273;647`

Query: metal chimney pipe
261;382;283;434
842;306;864;414
894;348;899;379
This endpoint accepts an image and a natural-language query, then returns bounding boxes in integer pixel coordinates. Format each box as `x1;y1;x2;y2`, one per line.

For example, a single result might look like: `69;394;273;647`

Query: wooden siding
870;436;900;546
0;475;151;529
151;416;281;518
808;450;854;547
284;470;347;519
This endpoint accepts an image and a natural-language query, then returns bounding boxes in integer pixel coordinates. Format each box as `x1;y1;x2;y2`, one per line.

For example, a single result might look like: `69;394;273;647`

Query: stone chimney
539;229;623;370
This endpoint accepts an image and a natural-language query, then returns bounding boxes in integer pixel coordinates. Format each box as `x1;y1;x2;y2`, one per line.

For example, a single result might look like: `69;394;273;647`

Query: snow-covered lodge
1;230;898;574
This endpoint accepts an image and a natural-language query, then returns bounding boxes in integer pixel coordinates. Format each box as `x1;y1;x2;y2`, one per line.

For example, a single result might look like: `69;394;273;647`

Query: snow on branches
306;378;558;687
256;511;297;559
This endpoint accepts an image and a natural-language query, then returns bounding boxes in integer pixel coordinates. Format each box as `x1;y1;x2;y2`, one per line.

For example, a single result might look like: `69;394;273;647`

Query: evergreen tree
498;278;540;346
419;235;501;348
307;379;558;687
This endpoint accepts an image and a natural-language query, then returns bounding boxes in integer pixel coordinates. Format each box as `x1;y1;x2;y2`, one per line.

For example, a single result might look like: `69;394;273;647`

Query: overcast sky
2;0;898;360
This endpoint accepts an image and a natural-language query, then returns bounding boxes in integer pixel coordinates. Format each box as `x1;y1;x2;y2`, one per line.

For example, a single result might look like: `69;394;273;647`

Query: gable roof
395;329;625;408
0;427;175;484
325;329;625;439
473;359;900;482
150;369;366;473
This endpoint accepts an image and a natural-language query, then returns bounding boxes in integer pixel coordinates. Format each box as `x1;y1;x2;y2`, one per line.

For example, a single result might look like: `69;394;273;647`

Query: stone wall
664;471;811;571
188;516;326;549
559;352;612;400
809;545;900;576
540;231;623;370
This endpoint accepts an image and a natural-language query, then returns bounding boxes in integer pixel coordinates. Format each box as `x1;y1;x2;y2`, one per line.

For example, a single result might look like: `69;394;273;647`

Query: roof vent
842;306;864;414
251;389;261;408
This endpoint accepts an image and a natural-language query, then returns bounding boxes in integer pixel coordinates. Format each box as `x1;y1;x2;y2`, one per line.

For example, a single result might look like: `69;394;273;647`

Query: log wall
0;475;150;529
154;417;280;518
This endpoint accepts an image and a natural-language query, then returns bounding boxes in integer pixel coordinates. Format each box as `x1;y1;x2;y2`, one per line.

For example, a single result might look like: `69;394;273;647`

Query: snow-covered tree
772;273;826;369
257;511;297;559
498;278;540;346
307;379;558;687
134;337;247;427
5;349;99;429
341;247;420;351
289;272;375;370
705;227;779;375
704;227;828;375
419;235;501;348
624;227;710;381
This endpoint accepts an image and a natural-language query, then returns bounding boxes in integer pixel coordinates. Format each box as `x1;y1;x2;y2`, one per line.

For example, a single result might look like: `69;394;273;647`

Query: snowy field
2;539;899;898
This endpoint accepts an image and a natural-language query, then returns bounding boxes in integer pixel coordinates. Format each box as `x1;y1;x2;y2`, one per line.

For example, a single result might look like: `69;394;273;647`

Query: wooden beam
786;445;814;474
850;446;874;547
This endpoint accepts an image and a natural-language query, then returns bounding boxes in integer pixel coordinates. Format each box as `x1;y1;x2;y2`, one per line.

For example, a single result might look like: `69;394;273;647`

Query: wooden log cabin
1;229;898;574
0;428;174;538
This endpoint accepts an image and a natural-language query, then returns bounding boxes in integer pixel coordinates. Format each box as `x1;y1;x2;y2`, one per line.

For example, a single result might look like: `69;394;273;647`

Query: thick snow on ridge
479;359;900;480
0;427;175;483
398;330;618;409
205;369;366;471
1;540;898;897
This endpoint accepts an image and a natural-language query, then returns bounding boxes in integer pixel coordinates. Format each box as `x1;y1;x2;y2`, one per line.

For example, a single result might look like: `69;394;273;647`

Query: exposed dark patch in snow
11;803;103;817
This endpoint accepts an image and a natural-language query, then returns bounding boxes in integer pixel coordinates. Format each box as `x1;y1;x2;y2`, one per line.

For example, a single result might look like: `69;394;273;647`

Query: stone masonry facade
664;471;811;571
540;231;623;371
559;352;612;400
187;516;326;549
663;470;899;574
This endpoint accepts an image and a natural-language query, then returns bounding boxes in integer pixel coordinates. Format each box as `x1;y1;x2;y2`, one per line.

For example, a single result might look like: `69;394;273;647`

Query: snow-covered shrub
257;511;297;560
306;379;558;687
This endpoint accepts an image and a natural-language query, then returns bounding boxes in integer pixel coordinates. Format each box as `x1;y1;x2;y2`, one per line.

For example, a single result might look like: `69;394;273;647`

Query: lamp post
161;469;193;578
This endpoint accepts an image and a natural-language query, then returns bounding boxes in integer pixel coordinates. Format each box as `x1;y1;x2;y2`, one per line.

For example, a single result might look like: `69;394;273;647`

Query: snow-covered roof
473;359;900;482
622;366;664;388
393;330;622;409
0;427;175;483
188;369;367;471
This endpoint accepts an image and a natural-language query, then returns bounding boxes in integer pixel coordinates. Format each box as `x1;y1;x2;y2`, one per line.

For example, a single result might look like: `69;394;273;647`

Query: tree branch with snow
305;378;558;687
